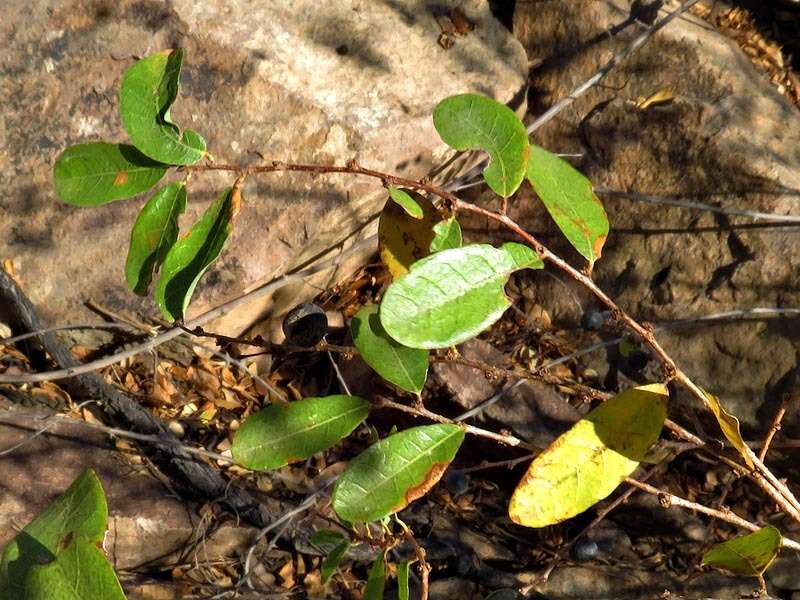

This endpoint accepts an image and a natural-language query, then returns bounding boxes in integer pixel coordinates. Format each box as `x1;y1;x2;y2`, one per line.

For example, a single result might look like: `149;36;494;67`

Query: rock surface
0;0;527;334
502;0;800;430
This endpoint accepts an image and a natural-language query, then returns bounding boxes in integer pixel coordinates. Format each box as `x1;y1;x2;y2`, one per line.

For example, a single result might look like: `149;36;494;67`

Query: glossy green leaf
380;243;542;349
397;561;410;600
433;94;529;197
363;554;386;600
18;537;126;600
351;304;429;394
125;182;187;296
332;424;465;523
509;384;668;527
526;144;609;267
702;526;782;576
120;49;206;165
388;187;423;219
232;395;369;470
53;143;167;206
429;217;462;252
155;187;234;322
0;469;111;599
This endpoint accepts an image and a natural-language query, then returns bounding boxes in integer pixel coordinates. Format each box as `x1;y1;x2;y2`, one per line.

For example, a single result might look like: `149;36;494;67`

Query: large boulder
502;0;800;431
0;0;527;333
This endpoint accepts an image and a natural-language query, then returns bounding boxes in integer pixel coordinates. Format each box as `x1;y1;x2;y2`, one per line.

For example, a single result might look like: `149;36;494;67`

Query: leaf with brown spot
332;424;464;523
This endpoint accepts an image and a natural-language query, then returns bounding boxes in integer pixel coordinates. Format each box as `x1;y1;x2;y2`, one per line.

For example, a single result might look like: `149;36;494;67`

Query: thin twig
0;236;376;384
398;519;430;600
759;394;791;462
625;478;800;553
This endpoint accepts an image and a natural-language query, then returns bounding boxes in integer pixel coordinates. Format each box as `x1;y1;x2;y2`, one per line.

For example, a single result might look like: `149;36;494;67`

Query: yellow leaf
634;87;675;110
509;383;668;527
378;192;438;279
703;389;754;469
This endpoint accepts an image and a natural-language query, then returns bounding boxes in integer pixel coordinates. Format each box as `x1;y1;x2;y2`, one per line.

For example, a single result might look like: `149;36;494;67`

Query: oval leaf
509;384;668;527
429;217;462;253
232;395;369;470
363;555;386;600
120;49;206;165
703;389;754;469
332;424;465;523
526;144;609;267
351;304;429;394
380;243;543;349
53;143;167;206
702;526;782;576
388;187;424;218
125;182;187;296
0;469;109;598
433;94;529;197
19;537;125;600
155;187;234;322
379;191;439;279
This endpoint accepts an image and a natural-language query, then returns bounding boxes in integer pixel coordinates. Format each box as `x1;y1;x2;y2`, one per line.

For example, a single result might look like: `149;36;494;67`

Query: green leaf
155;187;235;322
120;49;206;165
332;424;465;523
379;191;439;280
18;537;126;600
433;94;529;197
380;243;542;349
310;529;347;551
526;145;609;267
363;554;386;600
509;383;668;527
702;526;782;576
397;561;410;600
320;540;350;583
232;395;369;470
351;304;429;394
53;143;167;206
125;182;187;296
388;187;424;219
0;469;110;599
429;217;462;253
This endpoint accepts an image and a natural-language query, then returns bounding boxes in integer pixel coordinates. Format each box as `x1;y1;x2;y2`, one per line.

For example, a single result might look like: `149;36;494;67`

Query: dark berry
627;350;650;372
581;309;609;331
282;303;328;347
572;539;599;561
443;470;469;497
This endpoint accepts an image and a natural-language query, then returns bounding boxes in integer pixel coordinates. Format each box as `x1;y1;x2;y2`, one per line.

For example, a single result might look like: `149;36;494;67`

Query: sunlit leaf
120;49;206;165
53;143;167;206
397;561;410;600
526;145;609;267
232;395;369;470
363;554;386;600
388;187;424;218
702;526;782;576
155;187;234;321
0;469;113;600
379;191;439;279
332;424;464;523
351;304;429;394
429;217;462;253
433;94;529;197
703;389;754;469
17;537;126;600
508;384;668;527
380;243;542;349
125;182;187;295
634;87;675;110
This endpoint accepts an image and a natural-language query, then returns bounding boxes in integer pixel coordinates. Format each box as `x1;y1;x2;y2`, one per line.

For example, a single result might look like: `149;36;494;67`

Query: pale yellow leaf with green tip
508;383;667;527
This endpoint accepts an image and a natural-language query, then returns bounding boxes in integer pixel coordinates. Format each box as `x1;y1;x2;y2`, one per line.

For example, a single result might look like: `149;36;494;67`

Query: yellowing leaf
509;383;668;527
702;526;782;576
634;87;675;110
703;390;754;469
378;191;438;279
